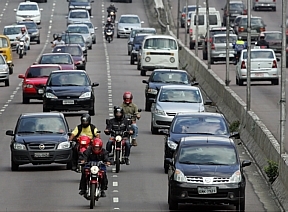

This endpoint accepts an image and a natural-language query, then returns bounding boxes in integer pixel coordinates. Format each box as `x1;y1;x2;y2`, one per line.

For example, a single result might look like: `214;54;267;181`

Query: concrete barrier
143;0;288;209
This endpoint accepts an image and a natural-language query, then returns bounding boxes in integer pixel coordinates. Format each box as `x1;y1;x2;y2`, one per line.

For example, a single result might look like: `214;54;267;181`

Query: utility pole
195;0;199;56
225;0;230;86
246;0;251;111
206;0;211;69
177;0;180;39
185;0;188;46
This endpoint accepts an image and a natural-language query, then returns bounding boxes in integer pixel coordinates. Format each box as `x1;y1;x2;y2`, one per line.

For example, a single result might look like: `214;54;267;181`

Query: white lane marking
112;190;119;192
113;197;119;203
0;1;9;22
113;182;118;186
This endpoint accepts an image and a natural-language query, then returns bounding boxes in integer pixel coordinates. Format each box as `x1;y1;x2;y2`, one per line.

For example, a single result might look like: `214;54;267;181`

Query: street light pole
185;0;188;46
225;0;230;86
177;0;180;39
206;0;211;69
246;0;251;111
195;0;199;56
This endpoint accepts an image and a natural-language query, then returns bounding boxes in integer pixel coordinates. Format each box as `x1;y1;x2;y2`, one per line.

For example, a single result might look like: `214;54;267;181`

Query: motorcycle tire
108;38;111;43
90;184;96;209
19;52;23;59
115;150;121;173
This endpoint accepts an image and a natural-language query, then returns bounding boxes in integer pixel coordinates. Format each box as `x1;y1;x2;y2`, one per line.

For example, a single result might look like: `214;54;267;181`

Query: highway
0;0;280;211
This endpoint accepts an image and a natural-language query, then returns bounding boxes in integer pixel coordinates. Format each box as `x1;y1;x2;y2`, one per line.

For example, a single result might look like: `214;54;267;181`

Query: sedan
6;112;72;171
62;33;88;60
18;64;62;103
67;24;92;49
14;2;43;24
150;85;212;134
0;54;10;87
17;21;41;44
66;9;92;26
221;0;247;26
130;33;149;65
43;70;99;116
68;0;94;15
116;14;144;38
260;31;282;54
35;53;76;70
77;21;98;44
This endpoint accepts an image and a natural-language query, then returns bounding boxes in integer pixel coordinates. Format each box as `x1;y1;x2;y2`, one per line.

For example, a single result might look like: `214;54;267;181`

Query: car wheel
11;160;19;171
190;42;195;50
151;122;158;134
140;69;146;76
22;95;30;104
66;161;72;170
9;67;13;75
117;34;120;38
272;79;279;85
4;79;9;87
235;199;245;212
168;188;178;210
28;46;30;50
93;39;96;44
130;56;134;65
37;39;40;44
210;58;214;64
145;100;151;111
89;106;95;116
238;78;244;86
128;50;131;56
89;9;92;16
137;62;141;70
236;76;239;85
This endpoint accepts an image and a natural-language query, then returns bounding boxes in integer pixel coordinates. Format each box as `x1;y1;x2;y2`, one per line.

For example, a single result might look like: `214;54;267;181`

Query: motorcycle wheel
90;184;96;209
108;37;111;43
115;150;121;173
19;51;23;59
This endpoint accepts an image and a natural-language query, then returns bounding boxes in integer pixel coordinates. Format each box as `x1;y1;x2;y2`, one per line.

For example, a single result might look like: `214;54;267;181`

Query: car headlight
32;32;38;35
147;88;157;94
79;92;91;99
13;143;27;150
24;84;33;88
170;57;175;63
229;170;241;183
86;6;91;9
145;56;151;62
69;6;75;8
167;140;178;150
154;108;166;115
57;141;71;149
174;169;187;182
46;92;58;99
90;166;99;174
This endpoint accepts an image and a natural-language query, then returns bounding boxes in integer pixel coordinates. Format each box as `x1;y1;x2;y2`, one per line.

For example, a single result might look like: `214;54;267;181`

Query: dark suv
221;1;247;26
166;136;251;211
68;0;94;16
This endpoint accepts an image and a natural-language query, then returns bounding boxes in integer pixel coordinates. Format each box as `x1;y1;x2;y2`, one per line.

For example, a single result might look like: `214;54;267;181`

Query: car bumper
237;69;279;81
29;34;40;41
211;51;235;60
43;98;94;111
117;30;131;37
152;113;174;129
16;16;41;24
254;2;276;8
0;72;9;82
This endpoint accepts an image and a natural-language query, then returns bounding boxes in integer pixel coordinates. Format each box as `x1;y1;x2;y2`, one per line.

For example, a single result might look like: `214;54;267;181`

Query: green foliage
264;160;278;184
229;120;240;132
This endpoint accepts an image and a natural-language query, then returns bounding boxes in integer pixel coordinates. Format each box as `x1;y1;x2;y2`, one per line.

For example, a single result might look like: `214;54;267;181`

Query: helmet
110;3;114;7
92;138;103;154
21;27;26;32
80;114;91;128
260;33;265;39
114;106;124;120
123;91;133;104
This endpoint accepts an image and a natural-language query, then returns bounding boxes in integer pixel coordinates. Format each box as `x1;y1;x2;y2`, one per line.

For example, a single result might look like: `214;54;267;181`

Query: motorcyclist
69;114;100;171
51;34;65;48
107;3;117;19
121;91;141;146
232;36;247;64
104;106;133;165
78;138;110;197
16;27;29;55
104;17;114;40
256;33;269;48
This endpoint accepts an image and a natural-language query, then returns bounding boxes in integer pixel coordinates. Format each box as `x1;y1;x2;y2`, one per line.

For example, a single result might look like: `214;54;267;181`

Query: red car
18;64;62;104
34;53;77;70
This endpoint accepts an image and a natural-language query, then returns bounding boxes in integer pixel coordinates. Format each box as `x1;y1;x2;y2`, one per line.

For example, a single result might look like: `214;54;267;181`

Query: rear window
214;35;237;43
27;67;61;78
194;15;218;25
240;18;264;26
131;29;156;38
243;51;274;59
211;30;234;36
229;3;245;10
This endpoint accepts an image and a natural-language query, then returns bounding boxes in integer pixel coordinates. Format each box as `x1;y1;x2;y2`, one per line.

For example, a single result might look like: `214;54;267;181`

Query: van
139;35;180;76
189;7;221;49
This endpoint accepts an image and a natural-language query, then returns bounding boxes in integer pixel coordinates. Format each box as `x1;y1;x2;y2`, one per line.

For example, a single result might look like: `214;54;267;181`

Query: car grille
28;143;56;150
149;52;172;55
155;121;171;126
186;176;230;184
166;112;176;116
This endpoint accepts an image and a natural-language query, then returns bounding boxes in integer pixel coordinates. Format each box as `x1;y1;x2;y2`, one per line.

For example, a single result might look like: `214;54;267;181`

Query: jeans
106;138;131;157
131;123;138;139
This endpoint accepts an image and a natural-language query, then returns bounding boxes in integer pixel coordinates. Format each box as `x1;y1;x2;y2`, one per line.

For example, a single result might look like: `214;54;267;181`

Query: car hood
118;23;141;29
46;86;91;97
6;34;19;40
17;11;40;16
168;133;228;144
24;77;48;85
58;64;75;70
0;64;8;69
70;2;90;6
15;134;68;144
81;34;90;40
157;102;204;113
149;82;189;90
72;55;83;61
27;29;38;34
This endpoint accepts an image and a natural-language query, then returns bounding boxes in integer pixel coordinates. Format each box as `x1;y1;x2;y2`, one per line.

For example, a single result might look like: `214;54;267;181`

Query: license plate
34;152;49;158
255;73;264;77
38;89;44;94
63;100;74;105
198;187;217;194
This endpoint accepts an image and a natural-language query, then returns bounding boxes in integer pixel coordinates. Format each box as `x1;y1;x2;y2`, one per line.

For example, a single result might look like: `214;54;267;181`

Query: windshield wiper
165;81;186;84
184;132;215;135
179;161;198;164
151;80;163;83
17;131;35;134
160;100;173;102
35;130;54;134
173;100;199;103
61;84;80;86
200;162;229;165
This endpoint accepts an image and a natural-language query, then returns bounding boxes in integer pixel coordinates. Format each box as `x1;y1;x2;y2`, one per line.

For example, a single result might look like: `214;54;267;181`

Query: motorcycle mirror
138;109;142;112
97;130;101;133
106;119;110;125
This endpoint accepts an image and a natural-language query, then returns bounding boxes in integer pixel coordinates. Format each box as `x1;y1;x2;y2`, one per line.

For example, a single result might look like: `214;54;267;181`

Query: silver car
150;85;211;133
253;0;276;11
210;34;237;64
0;54;10;87
77;21;98;44
67;24;92;49
66;9;92;26
115;14;144;38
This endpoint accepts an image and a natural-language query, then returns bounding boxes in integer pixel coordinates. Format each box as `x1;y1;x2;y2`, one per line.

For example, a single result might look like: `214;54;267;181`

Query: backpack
76;124;97;138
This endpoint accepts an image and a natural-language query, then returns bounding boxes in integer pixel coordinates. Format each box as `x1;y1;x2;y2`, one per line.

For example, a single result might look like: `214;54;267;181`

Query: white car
14;2;43;24
3;25;30;51
66;9;92;26
235;47;280;86
116;14;144;38
0;54;10;87
66;24;93;49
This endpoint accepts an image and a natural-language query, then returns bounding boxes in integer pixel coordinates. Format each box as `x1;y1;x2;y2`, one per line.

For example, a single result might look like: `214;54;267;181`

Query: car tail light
255;0;258;2
272;60;277;68
243;9;247;15
260;27;265;32
189;28;193;35
211;43;215;50
209;38;212;43
238;27;244;32
241;61;246;69
273;0;275;2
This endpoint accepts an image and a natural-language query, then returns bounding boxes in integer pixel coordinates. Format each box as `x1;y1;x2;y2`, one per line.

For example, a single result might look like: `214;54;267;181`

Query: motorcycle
105;26;114;43
107;8;117;22
17;39;25;59
125;109;142;146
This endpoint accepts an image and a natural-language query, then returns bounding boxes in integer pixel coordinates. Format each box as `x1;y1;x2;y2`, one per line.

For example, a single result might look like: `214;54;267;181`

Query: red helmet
92;138;103;154
78;135;91;145
123;91;133;104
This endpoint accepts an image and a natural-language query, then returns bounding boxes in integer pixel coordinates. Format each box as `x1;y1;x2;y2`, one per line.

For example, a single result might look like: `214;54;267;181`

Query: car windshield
172;117;228;135
241;18;264;26
19;22;37;29
70;11;88;18
27;67;61;78
0;56;5;64
0;37;9;48
62;35;84;44
39;54;73;64
17;117;67;134
229;3;245;10
48;72;89;86
214;35;237;43
152;72;189;83
178;145;238;165
119;16;140;23
70;0;89;2
265;33;282;40
4;27;21;35
19;5;38;11
159;89;201;103
243;50;274;59
68;26;89;34
194;15;218;25
131;29;155;38
144;38;177;50
53;46;82;56
133;35;146;44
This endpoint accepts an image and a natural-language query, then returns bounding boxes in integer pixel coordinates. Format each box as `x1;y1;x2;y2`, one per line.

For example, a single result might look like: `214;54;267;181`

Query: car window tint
243;51;274;59
144;38;177;50
133;35;146;43
265;33;282;40
40;55;73;64
241;18;263;26
19;5;38;10
159;89;201;103
0;56;5;64
27;67;60;78
0;38;8;48
68;26;89;34
49;72;89;86
152;72;189;83
230;3;245;10
70;12;88;18
4;27;21;35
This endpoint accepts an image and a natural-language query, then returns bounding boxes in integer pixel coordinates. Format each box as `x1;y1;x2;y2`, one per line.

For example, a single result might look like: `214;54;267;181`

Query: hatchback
116;14;144;38
66;9;92;26
67;24;92;49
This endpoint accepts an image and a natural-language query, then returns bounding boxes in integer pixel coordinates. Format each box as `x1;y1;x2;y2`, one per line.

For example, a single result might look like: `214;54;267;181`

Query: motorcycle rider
232;36;247;64
256;33;269;48
51;34;65;48
16;27;29;55
104;17;114;41
107;3;117;19
121;91;141;146
69;114;100;171
79;138;110;197
104;106;133;165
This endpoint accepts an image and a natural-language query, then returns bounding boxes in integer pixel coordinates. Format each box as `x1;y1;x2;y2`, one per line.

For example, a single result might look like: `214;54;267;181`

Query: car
166;136;251;211
221;1;247;26
127;27;156;55
130;33;150;65
14;1;43;24
112;0;132;3
235;48;280;86
180;5;201;28
66;9;92;26
35;53;76;70
66;24;92;49
150;85;212;134
142;69;197;111
6;112;72;171
259;31;282;54
115;14;144;38
162;112;239;173
17;21;41;44
43;70;99;115
253;0;276;11
3;25;30;51
0;54;10;87
74;21;98;44
62;33;88;61
68;0;95;16
25;0;47;2
18;64;62;104
52;44;86;70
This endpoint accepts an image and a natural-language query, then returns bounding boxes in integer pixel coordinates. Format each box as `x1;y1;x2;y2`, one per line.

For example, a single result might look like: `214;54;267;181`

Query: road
0;0;280;211
169;0;288;152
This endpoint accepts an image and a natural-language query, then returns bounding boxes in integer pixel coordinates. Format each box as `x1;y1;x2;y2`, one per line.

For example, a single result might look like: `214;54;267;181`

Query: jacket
107;6;117;13
79;146;109;163
121;103;139;121
233;40;247;52
256;39;269;48
105;117;132;132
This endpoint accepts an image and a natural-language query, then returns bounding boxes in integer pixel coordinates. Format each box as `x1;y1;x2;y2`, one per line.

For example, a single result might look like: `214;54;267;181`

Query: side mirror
141;21;144;24
90;16;94;19
40;8;43;11
242;160;251;168
204;99;213;105
179;46;182;50
6;130;14;136
14;9;17;12
142;79;148;84
230;132;240;139
277;58;280;62
191;81;199;86
165;158;173;165
92;82;99;87
18;74;25;79
159;129;169;135
94;27;98;30
149;98;156;103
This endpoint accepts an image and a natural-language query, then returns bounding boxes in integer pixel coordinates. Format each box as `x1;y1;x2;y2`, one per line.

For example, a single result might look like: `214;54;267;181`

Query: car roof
19;1;38;5
174;112;224;118
54;44;81;47
132;27;155;31
145;34;176;39
230;1;244;3
42;53;71;56
29;64;61;68
69;9;88;13
210;27;233;31
180;136;235;146
20;112;64;118
160;85;199;90
242;48;274;52
120;14;140;17
213;34;237;37
153;69;187;73
17;21;36;24
67;24;89;27
263;31;281;34
5;25;26;28
51;70;86;74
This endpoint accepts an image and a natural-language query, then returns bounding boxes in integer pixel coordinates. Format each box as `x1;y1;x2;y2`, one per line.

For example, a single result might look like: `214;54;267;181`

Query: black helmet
57;34;62;39
81;114;91;128
114;106;124;120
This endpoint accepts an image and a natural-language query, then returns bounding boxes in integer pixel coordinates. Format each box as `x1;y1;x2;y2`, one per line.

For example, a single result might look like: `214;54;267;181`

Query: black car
17;21;41;44
142;69;197;111
221;1;247;26
6;113;72;171
43;70;99;115
162;112;239;173
68;0;94;16
166;136;251;211
130;33;149;65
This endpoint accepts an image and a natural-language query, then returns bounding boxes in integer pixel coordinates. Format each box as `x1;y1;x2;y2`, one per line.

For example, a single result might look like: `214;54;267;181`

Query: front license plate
198;187;217;194
63;100;74;105
34;152;49;158
255;73;264;77
38;89;44;94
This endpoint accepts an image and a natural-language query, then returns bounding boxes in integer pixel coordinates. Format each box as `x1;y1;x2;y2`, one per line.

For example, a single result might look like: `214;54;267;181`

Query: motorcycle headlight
57;141;71;149
147;88;157;94
46;92;58;99
154;108;166;115
167;140;178;150
115;135;122;142
90;166;99;174
79;92;91;99
24;84;33;88
174;169;187;183
145;56;151;62
229;170;241;183
170;57;175;63
13;143;27;150
32;32;38;35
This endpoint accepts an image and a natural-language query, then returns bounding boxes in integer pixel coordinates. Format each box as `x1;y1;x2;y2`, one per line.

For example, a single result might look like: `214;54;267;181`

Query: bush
264;160;278;184
229;120;240;132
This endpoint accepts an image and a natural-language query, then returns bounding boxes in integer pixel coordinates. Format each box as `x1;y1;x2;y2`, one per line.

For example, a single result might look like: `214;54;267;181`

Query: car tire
137;62;141;70
93;39;96;44
190;42;195;50
164;160;168;174
28;46;30;50
89;10;92;16
43;106;50;112
4;79;9;87
11;160;19;171
272;79;279;85
128;51;131;56
9;67;13;75
168;188;178;210
22;95;30;104
89;106;95;116
66;161;73;170
151;122;158;134
236;76;239;85
210;58;214;64
140;69;146;76
273;7;276;11
37;39;40;44
117;34;120;38
145;100;151;111
238;78;244;86
203;51;208;60
130;56;134;65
